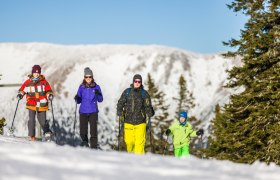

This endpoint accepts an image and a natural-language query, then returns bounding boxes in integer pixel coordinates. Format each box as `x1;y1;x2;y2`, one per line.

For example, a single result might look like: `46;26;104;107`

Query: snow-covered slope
0;43;240;146
0;135;280;180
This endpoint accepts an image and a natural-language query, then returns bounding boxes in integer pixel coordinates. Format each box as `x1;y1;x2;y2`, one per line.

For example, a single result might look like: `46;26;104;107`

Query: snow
1;135;280;180
0;42;241;147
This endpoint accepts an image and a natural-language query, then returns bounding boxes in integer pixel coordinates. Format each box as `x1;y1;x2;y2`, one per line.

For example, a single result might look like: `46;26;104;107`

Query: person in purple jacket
74;67;103;148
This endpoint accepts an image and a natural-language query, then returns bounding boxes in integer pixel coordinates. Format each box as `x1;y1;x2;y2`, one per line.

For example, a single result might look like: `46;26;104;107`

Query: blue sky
0;0;247;53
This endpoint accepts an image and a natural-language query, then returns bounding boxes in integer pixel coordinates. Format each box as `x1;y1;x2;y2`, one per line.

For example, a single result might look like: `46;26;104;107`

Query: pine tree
0;117;6;135
145;73;172;154
173;75;195;116
206;0;280;164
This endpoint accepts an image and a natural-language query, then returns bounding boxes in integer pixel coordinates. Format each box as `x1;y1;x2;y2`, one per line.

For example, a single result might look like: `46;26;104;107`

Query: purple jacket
76;83;103;114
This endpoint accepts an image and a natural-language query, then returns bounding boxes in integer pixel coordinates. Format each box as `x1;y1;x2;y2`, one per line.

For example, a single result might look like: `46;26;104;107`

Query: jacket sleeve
117;89;127;116
18;80;28;96
96;85;103;102
144;91;154;117
169;123;176;134
190;130;197;138
76;86;82;104
45;80;53;97
188;123;197;138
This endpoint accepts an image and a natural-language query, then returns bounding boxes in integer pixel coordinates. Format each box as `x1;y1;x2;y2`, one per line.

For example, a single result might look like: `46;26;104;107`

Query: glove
165;129;171;136
74;95;80;102
17;94;23;100
94;89;101;95
196;129;204;136
48;94;54;101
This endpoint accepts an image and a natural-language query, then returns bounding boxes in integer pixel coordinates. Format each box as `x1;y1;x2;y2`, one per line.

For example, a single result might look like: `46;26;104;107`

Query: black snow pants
28;109;51;137
79;113;98;149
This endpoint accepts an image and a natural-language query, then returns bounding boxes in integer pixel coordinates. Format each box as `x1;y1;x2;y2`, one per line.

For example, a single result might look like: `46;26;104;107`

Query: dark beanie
84;67;93;77
32;65;41;74
133;74;142;82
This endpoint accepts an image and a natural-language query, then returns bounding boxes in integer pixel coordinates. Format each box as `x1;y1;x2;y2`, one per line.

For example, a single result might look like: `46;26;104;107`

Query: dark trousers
28;110;50;136
80;113;98;149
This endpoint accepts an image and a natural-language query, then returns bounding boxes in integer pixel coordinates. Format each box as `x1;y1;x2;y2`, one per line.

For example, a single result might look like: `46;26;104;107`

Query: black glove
94;89;101;95
48;94;54;101
196;129;204;136
74;95;80;102
17;94;23;100
165;129;171;136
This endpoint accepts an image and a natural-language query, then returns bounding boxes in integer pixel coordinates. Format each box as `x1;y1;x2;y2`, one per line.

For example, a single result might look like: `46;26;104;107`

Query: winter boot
90;137;98;149
80;141;89;147
29;136;36;141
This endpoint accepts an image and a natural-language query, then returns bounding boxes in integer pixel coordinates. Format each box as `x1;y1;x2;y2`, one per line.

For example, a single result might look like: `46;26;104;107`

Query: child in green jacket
165;111;203;157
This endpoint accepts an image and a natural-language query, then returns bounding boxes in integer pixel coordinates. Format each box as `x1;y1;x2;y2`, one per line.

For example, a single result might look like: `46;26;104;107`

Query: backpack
125;88;155;117
125;87;146;100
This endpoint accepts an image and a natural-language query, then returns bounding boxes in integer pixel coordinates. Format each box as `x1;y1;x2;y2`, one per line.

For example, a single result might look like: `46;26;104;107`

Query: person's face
133;79;142;88
179;117;186;123
84;75;92;83
32;73;40;78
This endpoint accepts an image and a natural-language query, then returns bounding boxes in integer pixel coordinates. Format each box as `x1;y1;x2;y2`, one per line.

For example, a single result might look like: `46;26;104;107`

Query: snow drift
0;136;280;180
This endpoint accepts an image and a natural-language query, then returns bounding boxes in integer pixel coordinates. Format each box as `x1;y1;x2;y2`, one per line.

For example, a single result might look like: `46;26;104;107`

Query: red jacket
18;75;53;112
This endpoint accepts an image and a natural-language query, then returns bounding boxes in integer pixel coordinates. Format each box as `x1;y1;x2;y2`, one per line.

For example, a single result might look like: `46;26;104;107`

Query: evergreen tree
0;117;6;135
206;0;280;164
145;73;172;154
173;75;195;116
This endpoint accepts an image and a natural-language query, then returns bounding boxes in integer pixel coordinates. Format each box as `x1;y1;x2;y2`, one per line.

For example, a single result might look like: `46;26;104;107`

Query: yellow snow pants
124;123;146;154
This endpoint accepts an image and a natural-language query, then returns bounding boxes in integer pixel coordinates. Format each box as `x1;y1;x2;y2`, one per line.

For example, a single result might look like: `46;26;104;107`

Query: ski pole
148;117;154;153
199;134;205;159
50;99;57;143
200;134;203;149
163;135;170;156
118;116;124;151
9;99;20;135
72;102;77;146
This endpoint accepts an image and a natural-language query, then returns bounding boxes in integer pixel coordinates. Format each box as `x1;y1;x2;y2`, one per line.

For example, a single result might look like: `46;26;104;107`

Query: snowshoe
42;132;52;142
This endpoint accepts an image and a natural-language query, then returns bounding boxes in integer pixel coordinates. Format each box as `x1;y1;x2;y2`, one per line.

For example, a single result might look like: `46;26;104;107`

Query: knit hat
84;67;93;77
133;74;142;83
32;65;41;74
178;111;188;125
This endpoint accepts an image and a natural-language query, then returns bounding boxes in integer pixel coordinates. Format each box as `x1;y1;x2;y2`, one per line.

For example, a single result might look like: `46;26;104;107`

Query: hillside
0;43;240;147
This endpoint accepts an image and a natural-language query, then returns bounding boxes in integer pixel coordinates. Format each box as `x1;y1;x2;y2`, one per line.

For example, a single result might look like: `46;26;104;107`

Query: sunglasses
134;80;142;84
84;76;92;79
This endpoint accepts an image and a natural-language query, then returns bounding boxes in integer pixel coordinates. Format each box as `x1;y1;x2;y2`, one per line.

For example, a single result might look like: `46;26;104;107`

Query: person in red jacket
17;65;54;141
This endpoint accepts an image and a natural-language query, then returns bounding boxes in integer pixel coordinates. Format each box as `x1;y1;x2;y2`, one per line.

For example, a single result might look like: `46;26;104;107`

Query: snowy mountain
0;43;240;147
1;135;280;180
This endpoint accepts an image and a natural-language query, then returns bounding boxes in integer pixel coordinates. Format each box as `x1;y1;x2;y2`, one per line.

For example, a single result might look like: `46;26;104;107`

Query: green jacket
168;121;197;149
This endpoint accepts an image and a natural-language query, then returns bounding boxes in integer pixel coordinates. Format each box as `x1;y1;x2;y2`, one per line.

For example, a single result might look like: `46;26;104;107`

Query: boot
80;141;89;147
90;137;98;149
29;136;36;141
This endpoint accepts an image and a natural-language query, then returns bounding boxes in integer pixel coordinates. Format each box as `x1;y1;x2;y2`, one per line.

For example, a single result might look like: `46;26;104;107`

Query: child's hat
179;111;188;119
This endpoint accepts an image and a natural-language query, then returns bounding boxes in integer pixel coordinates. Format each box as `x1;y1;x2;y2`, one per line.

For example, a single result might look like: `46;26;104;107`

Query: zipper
131;89;134;112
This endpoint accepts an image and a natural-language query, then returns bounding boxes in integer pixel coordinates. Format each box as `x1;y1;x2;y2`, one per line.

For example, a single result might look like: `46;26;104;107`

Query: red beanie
32;65;41;74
